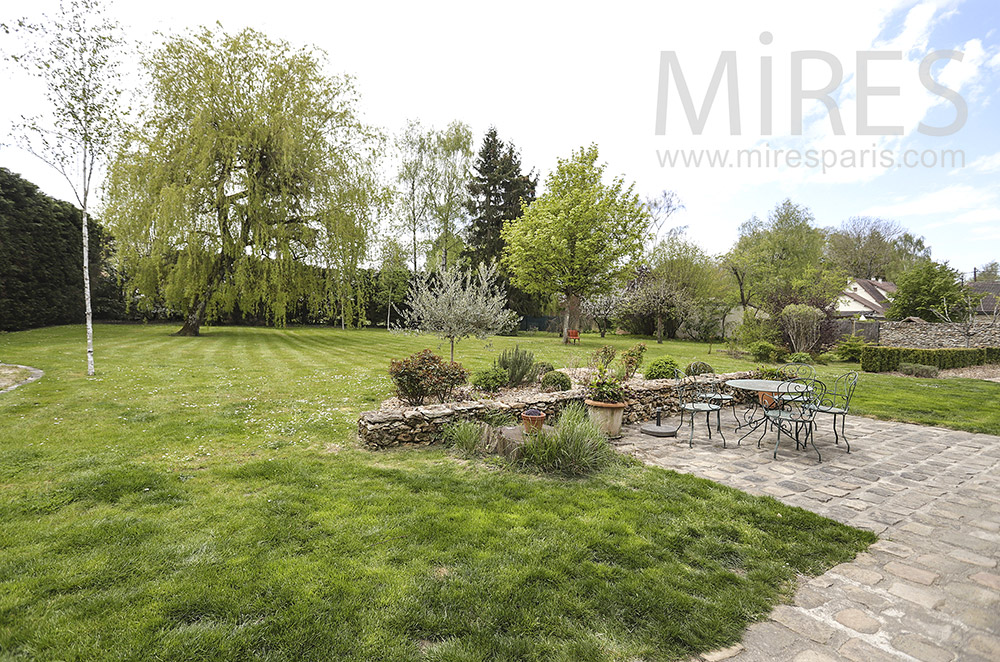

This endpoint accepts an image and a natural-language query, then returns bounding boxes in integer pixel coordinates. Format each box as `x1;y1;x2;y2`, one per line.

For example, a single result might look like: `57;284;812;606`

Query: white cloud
862;184;997;217
967;151;1000;173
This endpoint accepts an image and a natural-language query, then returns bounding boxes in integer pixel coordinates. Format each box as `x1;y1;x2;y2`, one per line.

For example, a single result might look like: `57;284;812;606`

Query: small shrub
496;345;539;386
835;334;868;362
898;362;939;378
518;403;614;476
645;356;680;380
389;350;469;405
590;345;617;370
535;361;555;376
684;361;713;376
442;420;484;456
747;340;777;362
620;343;646;379
540;370;572;392
750;365;794;381
472;365;507;393
815;352;837;365
587;368;625;403
787;352;812;364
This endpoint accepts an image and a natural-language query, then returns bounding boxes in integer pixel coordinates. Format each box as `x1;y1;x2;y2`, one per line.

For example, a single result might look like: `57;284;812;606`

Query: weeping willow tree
104;27;384;335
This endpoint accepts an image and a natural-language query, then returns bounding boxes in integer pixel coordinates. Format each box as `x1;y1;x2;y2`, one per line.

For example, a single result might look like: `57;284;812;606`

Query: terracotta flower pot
522;410;546;433
585;399;626;438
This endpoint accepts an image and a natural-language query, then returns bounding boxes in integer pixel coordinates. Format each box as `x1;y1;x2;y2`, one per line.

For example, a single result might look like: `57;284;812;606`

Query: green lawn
0;324;883;660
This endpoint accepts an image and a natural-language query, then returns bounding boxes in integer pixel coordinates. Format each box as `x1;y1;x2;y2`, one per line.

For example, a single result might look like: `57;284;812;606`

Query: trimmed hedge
860;346;1000;373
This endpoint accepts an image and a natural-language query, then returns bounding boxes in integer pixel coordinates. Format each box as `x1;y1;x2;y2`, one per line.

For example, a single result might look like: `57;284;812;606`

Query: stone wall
880;319;1000;349
358;371;754;449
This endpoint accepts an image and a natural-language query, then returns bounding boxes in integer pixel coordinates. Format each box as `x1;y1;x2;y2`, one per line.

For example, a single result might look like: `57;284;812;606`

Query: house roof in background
969;281;998;314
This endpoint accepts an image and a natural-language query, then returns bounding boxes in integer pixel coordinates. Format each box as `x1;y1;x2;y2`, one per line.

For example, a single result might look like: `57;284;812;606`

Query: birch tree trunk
82;207;95;375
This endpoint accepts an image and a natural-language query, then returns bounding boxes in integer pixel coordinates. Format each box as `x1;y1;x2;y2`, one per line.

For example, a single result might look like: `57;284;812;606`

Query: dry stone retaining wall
358;371;754;449
880;319;1000;349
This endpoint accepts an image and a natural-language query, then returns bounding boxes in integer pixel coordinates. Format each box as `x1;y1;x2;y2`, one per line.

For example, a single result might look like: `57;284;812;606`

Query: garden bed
359;370;755;448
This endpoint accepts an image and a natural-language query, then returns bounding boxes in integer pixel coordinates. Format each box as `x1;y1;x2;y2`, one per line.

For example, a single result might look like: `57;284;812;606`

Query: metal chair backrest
780;362;815;380
790;377;826;419
672;368;690;406
686;361;715;377
827;371;858;410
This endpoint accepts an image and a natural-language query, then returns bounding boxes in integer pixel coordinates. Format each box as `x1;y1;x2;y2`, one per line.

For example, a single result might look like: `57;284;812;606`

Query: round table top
725;379;808;393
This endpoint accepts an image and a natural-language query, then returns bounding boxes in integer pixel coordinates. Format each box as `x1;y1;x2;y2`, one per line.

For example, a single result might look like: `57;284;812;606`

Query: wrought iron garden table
725;379;810;444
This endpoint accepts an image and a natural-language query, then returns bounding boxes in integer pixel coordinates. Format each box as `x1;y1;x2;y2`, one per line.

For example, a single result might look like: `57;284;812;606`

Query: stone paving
615;412;1000;662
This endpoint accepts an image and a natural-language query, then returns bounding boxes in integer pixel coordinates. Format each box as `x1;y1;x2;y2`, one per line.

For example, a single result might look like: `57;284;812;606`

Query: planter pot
585;399;626;438
521;411;546;433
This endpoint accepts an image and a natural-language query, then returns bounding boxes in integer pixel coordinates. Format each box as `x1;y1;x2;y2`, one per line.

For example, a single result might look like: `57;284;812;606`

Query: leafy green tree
427;121;473;271
684;298;731;352
725;200;844;316
976;261;999;283
622;232;730;340
886;260;965;321
394;120;432;273
399;262;519;361
5;0;126;374
826;216;901;280
826;216;931;282
105;27;383;336
502;145;649;343
581;292;622;338
886;232;932;282
375;239;411;329
622;266;690;344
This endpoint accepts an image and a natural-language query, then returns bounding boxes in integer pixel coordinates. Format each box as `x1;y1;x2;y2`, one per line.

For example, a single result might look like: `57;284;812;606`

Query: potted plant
584;367;627;438
521;408;546;433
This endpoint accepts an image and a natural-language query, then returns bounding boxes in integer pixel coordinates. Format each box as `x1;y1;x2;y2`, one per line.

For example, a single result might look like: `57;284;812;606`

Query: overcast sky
2;0;998;276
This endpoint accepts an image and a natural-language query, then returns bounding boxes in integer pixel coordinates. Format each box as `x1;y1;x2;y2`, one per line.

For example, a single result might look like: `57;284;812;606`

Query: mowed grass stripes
0;324;883;661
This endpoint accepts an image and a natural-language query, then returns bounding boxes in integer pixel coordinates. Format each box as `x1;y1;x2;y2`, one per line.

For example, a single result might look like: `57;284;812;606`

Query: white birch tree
4;0;126;375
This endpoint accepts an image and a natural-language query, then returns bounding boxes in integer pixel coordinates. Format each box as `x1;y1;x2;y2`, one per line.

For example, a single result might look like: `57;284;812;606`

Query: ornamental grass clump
442;420;485;456
518;403;615;476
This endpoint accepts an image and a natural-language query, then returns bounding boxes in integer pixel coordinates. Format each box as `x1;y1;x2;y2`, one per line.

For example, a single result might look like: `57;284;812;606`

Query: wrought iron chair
674;368;726;448
805;371;857;452
688;361;738;428
763;377;826;461
774;362;816;406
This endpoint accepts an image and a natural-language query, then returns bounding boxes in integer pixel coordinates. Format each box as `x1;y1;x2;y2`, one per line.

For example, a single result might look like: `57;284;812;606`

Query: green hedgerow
898;362;939;378
834;334;869;362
